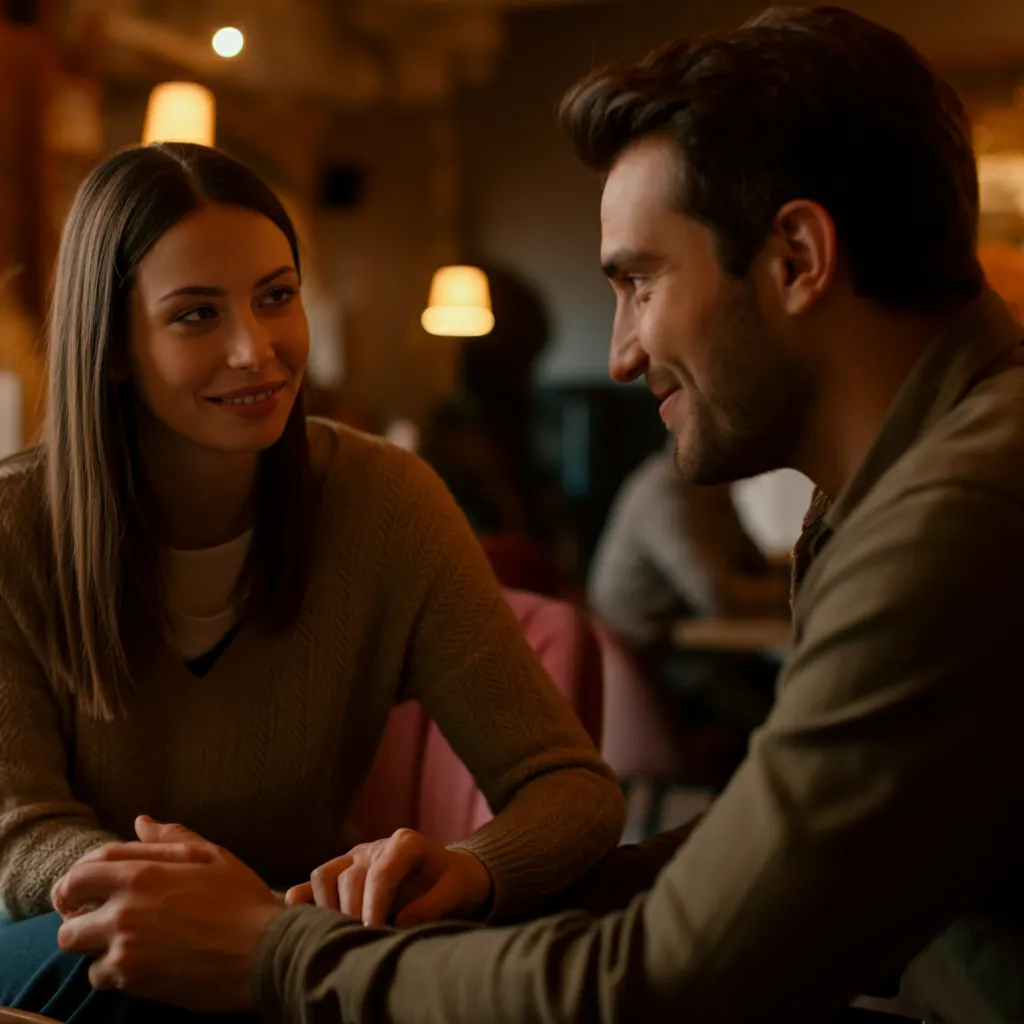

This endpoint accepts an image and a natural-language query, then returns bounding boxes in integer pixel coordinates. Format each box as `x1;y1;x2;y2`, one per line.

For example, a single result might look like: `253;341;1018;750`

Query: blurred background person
589;437;790;741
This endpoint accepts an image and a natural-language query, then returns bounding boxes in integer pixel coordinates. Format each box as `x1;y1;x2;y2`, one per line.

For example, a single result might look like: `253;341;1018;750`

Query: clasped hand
49;815;493;1012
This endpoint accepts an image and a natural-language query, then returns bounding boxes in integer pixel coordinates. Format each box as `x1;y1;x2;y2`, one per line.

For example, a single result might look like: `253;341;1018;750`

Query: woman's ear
110;348;130;384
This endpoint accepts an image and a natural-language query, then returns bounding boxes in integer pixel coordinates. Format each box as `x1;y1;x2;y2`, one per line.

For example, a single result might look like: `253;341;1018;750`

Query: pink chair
595;623;746;786
594;623;690;779
349;587;604;845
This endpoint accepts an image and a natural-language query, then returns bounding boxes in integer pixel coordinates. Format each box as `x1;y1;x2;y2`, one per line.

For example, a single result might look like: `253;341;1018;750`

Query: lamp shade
142;82;215;147
421;265;494;337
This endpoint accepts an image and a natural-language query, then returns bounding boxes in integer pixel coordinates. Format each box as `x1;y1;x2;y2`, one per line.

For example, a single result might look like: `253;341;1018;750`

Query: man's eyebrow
601;250;661;279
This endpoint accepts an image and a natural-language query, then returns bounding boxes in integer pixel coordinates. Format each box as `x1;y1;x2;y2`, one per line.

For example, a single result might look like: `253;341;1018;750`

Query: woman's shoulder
305;417;468;565
307;416;446;501
0;445;47;538
0;447;50;620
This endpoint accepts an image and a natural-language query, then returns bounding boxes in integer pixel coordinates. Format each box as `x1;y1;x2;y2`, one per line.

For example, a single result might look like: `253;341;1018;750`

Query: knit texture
0;420;624;920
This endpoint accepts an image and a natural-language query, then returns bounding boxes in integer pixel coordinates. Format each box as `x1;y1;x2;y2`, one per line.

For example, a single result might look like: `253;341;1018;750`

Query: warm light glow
212;26;244;59
421;265;494;337
142;82;215;146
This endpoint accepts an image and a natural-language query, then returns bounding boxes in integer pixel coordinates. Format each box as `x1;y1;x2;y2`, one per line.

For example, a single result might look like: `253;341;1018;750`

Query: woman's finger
57;904;116;958
284;881;314;906
361;833;426;927
76;842;213;866
336;862;369;922
309;855;352;911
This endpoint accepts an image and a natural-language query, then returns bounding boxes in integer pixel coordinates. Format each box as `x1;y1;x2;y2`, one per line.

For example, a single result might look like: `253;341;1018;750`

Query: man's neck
135;412;259;550
793;305;946;501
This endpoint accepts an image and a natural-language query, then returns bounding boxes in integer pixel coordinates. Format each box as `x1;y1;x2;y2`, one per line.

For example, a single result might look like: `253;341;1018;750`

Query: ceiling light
421;265;494;337
212;26;244;59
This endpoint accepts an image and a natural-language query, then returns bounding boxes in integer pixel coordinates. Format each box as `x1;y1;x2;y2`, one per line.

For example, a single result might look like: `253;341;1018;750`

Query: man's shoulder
851;363;1024;541
797;365;1024;619
913;360;1024;500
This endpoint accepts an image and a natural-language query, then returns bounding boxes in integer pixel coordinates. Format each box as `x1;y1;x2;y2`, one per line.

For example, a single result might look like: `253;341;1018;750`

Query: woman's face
128;202;309;455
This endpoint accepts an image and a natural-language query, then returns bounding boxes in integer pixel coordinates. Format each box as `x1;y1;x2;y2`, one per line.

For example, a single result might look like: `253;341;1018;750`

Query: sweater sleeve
0;587;119;919
396;456;625;923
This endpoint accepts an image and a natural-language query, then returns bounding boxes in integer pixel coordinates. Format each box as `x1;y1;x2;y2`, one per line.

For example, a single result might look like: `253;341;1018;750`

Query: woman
0;143;624;1018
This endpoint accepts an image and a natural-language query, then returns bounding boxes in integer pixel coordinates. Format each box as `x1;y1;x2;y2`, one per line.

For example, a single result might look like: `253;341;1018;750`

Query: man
42;6;1024;1022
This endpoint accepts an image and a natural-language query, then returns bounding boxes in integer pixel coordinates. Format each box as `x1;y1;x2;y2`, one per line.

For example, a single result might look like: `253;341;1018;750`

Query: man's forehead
602;136;679;210
600;140;685;261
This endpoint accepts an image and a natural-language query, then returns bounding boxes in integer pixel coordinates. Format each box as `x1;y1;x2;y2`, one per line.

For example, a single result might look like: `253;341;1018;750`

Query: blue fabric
0;913;260;1022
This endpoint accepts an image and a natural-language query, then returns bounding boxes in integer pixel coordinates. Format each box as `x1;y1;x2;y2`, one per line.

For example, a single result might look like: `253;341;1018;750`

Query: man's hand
52;816;285;1014
285;828;493;928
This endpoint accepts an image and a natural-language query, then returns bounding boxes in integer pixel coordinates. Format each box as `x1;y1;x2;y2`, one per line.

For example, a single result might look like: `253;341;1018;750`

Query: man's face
600;135;813;484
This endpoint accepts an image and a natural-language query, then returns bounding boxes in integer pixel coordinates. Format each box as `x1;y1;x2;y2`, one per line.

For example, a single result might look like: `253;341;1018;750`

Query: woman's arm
0;590;118;919
398;459;626;923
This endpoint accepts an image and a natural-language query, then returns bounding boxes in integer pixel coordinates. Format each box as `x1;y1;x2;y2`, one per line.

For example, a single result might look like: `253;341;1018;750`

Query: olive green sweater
0;420;624;922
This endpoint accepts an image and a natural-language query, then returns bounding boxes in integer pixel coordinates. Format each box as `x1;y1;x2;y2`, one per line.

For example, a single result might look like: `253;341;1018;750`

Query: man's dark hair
560;6;984;314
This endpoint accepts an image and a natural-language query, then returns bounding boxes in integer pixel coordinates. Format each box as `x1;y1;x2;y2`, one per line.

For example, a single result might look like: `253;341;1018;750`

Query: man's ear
760;199;837;316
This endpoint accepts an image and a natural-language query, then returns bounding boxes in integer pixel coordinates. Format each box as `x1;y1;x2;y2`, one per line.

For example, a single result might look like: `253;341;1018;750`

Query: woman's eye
262;286;297;307
173;305;217;324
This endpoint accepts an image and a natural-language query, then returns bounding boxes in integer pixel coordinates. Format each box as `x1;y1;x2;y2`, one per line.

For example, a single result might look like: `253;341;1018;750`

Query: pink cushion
347;700;430;843
594;623;690;779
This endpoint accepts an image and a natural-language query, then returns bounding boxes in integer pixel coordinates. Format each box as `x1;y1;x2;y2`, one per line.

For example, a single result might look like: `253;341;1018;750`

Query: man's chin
673;441;749;487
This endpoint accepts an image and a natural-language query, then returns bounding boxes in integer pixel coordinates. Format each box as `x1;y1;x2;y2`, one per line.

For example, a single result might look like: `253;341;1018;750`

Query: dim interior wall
316;108;457;425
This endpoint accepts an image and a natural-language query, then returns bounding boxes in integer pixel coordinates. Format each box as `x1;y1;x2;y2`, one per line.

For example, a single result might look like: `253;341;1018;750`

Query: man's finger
284;882;314;906
362;838;425;927
135;815;206;845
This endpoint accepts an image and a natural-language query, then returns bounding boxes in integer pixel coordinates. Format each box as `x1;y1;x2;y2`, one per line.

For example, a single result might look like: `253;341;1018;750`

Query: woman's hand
286;828;492;928
52;841;124;920
51;816;284;1014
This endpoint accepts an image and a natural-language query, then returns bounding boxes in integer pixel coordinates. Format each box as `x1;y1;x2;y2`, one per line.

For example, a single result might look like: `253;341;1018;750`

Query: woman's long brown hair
44;143;312;720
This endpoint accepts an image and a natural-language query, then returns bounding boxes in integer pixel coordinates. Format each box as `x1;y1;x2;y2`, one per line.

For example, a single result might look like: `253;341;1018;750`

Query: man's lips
656;386;681;420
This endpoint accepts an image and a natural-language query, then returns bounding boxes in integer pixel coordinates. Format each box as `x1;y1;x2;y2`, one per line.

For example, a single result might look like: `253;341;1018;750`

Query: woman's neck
135;412;259;550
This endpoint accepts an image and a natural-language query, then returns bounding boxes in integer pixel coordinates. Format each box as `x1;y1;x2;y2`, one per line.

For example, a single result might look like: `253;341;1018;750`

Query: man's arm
542;816;704;916
255;485;1024;1023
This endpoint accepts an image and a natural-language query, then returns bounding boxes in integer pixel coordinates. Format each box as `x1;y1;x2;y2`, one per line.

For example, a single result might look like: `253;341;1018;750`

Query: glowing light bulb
212;26;244;59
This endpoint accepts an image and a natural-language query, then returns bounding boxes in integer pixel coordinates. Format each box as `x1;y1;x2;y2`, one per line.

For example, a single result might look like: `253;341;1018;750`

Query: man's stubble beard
672;283;814;486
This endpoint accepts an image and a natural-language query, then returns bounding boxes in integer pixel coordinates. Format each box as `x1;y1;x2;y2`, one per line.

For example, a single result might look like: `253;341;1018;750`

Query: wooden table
671;617;792;656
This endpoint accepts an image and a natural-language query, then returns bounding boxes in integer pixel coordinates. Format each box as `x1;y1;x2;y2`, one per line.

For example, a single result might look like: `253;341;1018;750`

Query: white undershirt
160;529;253;660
